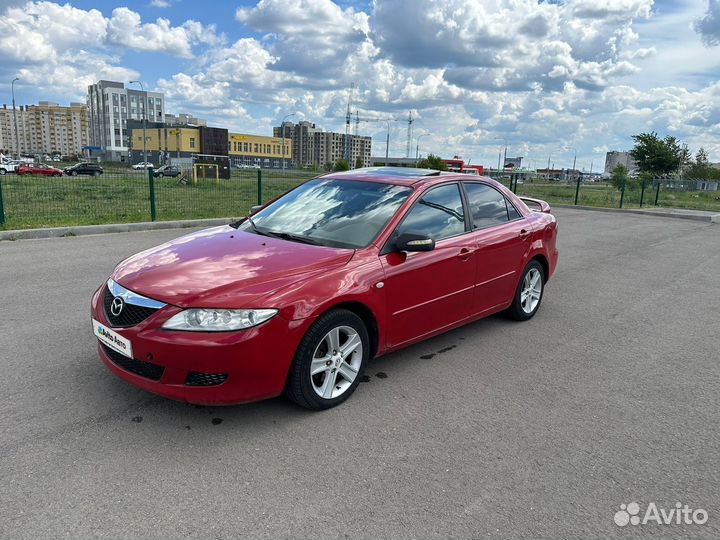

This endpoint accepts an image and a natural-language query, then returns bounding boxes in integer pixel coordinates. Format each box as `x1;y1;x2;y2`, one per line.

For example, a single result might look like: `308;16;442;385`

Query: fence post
619;177;626;208
639;180;646;207
574;175;581;205
148;168;157;221
654;181;661;206
257;168;262;206
0;176;5;226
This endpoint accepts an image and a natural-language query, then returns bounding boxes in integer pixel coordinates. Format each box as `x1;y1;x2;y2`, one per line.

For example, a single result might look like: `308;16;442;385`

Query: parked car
153;164;180;178
91;168;558;410
132;162;155;170
16;163;64;177
64;162;103;176
0;160;26;175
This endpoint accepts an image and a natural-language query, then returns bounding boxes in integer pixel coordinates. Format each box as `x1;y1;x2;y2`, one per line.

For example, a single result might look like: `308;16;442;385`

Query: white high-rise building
87;80;164;161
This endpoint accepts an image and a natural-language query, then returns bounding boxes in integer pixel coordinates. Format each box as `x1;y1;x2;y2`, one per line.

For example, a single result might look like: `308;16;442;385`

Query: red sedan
91;168;558;409
16;163;64;176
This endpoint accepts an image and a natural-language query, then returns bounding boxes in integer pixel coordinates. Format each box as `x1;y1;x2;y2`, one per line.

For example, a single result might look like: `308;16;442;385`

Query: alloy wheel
310;326;363;399
520;268;542;314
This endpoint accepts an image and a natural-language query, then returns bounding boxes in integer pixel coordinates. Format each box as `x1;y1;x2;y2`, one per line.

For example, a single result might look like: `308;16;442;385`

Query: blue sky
1;0;719;170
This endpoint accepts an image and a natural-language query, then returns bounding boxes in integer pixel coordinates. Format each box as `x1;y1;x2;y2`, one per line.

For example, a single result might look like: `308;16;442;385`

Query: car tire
93;171;100;177
53;173;61;177
285;309;369;410
506;260;545;321
156;173;163;178
0;168;6;175
71;171;78;176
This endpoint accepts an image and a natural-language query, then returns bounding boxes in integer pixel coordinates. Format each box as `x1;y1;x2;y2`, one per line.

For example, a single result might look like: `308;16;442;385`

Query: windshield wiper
263;230;323;246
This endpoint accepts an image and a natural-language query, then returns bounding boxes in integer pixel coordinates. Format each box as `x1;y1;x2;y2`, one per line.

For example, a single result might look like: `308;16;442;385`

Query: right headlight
162;308;278;332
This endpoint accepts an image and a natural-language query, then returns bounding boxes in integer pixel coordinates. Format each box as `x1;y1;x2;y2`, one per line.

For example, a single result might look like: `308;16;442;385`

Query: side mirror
250;205;263;214
395;232;435;252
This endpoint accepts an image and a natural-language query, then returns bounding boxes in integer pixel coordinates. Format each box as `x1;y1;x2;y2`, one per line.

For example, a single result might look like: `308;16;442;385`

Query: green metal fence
0;167;317;230
495;176;720;213
0;168;718;230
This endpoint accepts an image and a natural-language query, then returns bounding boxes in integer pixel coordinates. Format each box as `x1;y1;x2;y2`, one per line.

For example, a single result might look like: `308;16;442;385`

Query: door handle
519;229;531;240
457;248;473;261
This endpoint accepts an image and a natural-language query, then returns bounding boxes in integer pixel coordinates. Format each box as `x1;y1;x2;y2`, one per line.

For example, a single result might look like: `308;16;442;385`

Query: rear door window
463;183;519;229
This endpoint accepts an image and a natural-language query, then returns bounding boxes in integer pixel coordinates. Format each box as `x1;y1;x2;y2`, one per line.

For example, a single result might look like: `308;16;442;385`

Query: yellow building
228;133;292;168
131;126;200;155
129;128;293;169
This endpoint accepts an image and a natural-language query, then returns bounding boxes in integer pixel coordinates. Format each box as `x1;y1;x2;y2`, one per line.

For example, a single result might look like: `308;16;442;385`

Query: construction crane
344;82;355;163
353;111;397;166
405;110;414;158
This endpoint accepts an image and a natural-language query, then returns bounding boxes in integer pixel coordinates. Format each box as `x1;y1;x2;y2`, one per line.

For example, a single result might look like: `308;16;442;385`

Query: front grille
103;285;159;328
101;344;164;381
185;371;228;386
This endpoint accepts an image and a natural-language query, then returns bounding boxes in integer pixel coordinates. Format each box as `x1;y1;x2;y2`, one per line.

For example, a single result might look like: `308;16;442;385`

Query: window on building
190;137;196;149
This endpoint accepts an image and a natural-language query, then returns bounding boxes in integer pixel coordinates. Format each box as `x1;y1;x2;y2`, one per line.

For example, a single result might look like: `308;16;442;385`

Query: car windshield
240;178;412;249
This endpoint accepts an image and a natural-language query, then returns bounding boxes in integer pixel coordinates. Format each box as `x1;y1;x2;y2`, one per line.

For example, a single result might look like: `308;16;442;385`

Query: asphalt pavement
0;208;718;539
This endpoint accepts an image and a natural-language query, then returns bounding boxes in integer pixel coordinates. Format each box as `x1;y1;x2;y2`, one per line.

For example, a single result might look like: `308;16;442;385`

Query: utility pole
129;81;147;169
11;78;20;158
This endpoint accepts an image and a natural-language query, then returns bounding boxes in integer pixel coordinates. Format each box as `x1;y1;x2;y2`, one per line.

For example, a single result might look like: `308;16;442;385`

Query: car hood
112;225;355;308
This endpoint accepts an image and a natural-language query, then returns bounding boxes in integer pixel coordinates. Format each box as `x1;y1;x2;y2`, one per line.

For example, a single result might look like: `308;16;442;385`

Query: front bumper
91;286;306;405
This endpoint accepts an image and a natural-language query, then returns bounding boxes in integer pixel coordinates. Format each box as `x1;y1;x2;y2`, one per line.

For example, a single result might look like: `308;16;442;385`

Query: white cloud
695;0;720;46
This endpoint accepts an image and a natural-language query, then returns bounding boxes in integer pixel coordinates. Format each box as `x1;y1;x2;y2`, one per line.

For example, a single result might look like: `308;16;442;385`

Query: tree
416;154;448;171
333;158;350;171
686;147;720;180
630;132;684;179
609;163;630;191
354;157;364;169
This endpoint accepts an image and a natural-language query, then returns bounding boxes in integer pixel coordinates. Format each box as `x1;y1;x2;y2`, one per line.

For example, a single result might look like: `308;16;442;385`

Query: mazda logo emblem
110;296;125;317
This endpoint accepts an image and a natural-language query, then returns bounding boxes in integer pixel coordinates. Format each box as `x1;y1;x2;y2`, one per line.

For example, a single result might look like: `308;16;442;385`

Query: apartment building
87;80;164;161
314;131;371;169
604;151;638;176
273;120;371;168
0;101;89;156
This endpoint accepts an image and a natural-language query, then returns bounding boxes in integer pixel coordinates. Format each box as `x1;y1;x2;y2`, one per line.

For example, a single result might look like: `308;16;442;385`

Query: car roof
323;167;477;187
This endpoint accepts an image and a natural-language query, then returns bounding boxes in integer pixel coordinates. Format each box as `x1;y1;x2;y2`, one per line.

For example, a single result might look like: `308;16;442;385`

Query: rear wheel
0;168;6;175
52;173;61;177
507;260;545;321
285;309;369;410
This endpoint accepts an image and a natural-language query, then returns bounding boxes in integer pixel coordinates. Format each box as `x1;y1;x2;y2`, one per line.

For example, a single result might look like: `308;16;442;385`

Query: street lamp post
11;78;20;158
280;113;296;170
129;81;147;169
384;119;392;166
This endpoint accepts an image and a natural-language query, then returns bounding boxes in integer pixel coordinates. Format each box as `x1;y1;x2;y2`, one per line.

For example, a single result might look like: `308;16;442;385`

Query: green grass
0;169;317;230
512;181;720;212
2;173;719;231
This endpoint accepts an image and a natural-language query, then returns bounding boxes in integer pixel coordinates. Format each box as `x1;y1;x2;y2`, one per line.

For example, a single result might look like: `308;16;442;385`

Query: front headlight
162;308;278;332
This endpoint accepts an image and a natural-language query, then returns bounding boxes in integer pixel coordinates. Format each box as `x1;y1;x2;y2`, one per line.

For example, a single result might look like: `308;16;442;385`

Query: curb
0;217;239;241
554;204;720;223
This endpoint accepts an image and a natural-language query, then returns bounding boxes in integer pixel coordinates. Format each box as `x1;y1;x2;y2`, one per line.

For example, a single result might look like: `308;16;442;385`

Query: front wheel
71;171;78;176
507;260;545;321
156;172;163;178
0;169;6;175
285;309;369;410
